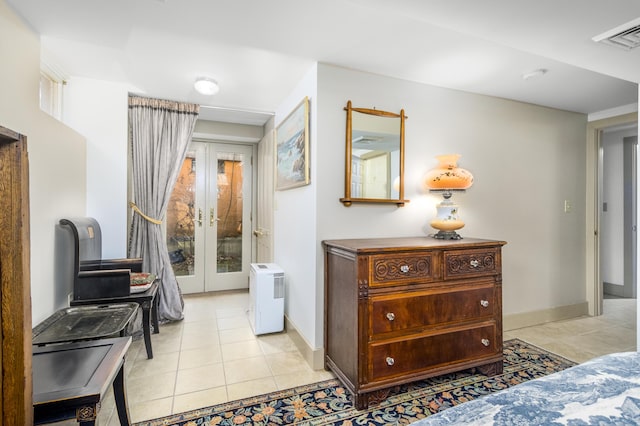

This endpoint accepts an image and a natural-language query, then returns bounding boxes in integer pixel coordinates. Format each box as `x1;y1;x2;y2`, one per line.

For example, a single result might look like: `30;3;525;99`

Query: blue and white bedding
412;351;640;425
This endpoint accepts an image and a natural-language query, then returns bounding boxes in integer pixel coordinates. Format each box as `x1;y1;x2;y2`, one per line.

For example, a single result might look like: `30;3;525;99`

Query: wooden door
256;129;275;262
0;125;32;425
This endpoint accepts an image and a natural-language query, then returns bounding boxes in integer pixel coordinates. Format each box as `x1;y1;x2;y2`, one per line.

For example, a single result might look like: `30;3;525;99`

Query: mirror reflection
351;111;400;199
340;101;408;206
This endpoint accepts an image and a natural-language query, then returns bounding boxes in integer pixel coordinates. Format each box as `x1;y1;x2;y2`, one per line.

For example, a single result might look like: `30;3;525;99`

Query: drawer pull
481;338;490;347
386;357;395;366
400;265;409;273
470;259;479;268
386;312;395;321
480;300;489;308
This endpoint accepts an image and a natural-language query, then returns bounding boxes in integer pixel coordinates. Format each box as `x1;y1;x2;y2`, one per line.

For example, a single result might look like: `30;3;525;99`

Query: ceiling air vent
593;17;640;50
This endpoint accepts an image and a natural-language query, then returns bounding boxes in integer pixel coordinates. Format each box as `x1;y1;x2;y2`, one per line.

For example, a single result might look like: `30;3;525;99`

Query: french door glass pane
216;153;243;273
167;154;196;276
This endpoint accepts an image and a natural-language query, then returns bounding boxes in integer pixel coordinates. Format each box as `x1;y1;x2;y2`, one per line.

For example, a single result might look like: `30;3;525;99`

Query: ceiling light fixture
194;77;219;95
522;68;548;81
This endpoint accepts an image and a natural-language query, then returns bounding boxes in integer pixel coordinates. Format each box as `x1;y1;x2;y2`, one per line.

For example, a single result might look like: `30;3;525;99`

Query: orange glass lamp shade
424;154;473;190
424;154;474;240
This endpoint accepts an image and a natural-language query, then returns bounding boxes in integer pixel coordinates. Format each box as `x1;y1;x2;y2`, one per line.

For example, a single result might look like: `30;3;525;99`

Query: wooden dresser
323;237;506;409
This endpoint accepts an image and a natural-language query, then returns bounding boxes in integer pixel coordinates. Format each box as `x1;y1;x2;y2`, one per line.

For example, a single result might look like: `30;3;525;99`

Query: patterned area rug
134;339;576;426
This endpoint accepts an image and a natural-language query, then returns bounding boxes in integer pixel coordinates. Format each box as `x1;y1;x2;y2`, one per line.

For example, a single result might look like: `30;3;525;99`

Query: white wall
0;0;86;325
273;65;319;350
272;63;588;352
277;63;588;351
63;77;133;258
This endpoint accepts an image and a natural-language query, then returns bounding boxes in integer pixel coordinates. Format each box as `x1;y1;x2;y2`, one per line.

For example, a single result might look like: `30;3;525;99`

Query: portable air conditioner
249;263;285;335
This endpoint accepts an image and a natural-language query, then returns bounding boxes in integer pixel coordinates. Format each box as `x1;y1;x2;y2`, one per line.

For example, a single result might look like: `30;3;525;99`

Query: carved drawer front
369;285;495;337
369;252;435;287
444;248;500;280
368;324;498;381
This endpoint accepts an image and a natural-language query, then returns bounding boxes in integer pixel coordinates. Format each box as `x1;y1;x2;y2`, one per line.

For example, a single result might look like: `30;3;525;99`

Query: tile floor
504;296;637;363
97;290;334;425
92;292;635;425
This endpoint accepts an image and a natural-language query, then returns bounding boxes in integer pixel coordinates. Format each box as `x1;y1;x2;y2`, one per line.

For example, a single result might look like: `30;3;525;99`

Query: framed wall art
276;96;310;190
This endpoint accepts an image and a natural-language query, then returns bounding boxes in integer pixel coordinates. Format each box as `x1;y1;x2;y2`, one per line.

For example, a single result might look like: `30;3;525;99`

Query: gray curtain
128;95;199;322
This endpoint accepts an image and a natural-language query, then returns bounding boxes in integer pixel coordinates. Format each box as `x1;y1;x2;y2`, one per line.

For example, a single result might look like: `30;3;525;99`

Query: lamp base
430;230;463;240
428;189;466;240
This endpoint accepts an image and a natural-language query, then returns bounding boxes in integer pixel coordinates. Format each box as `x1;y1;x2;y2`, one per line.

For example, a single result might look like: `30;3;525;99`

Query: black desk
33;337;131;425
71;280;160;359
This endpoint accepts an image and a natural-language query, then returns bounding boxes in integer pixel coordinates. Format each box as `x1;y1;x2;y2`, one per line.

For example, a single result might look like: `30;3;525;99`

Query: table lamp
423;154;473;240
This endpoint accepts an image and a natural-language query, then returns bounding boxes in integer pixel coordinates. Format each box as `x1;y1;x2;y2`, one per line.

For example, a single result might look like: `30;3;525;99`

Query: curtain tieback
129;202;162;225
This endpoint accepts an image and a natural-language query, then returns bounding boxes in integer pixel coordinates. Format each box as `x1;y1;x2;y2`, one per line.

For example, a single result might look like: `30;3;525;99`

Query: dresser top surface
322;237;506;252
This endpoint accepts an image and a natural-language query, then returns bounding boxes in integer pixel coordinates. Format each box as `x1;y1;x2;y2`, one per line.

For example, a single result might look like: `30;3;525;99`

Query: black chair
60;217;141;300
59;217;160;358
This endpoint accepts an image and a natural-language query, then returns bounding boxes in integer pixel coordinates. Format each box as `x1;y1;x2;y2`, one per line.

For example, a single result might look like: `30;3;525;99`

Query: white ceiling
7;0;640;125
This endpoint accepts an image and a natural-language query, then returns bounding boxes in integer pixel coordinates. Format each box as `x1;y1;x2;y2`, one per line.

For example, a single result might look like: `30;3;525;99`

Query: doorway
166;141;254;294
601;132;638;299
587;112;638;316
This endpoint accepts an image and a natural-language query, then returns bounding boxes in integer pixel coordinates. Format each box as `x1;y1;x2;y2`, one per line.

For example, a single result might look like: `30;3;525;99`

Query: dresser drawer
368;324;498;381
444;248;500;280
369;252;435;287
369;285;496;337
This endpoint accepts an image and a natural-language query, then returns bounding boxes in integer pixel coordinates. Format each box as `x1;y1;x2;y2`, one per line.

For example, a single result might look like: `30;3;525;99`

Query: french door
166;141;254;293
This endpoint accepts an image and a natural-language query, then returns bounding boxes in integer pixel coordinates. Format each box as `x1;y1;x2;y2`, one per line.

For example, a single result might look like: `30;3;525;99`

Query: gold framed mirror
340;100;409;207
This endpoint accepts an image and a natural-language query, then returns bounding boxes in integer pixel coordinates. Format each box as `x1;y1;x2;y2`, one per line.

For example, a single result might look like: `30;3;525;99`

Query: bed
411;351;640;425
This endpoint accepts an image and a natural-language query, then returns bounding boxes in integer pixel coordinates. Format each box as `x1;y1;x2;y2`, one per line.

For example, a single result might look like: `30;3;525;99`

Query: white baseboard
503;302;589;331
285;316;325;370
